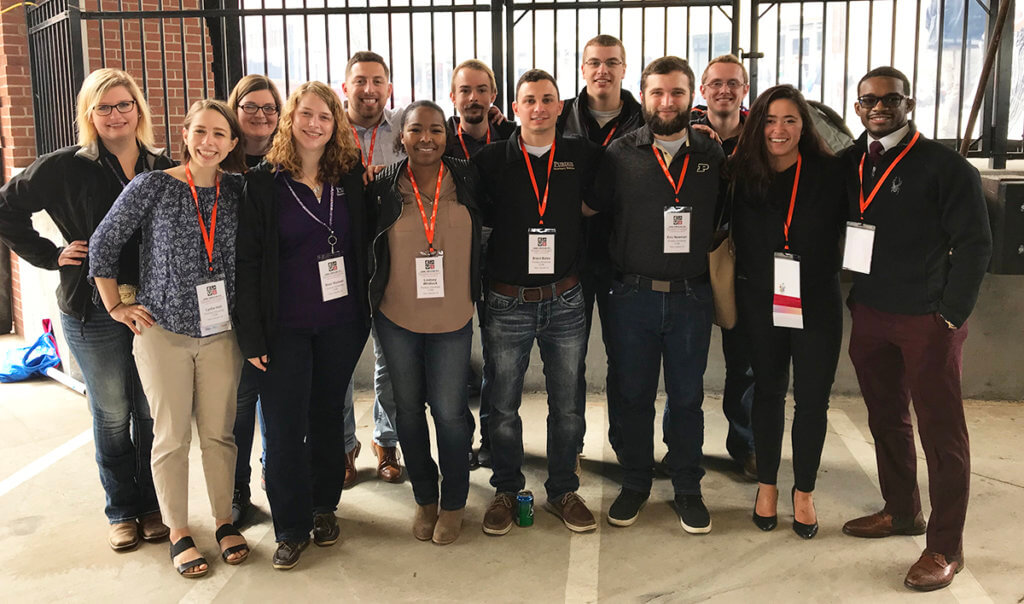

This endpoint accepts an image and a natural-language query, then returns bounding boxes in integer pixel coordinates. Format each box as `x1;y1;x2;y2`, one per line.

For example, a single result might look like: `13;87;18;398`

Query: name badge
318;253;349;301
528;228;556;274
663;206;692;254
843;222;876;274
415;251;445;299
772;253;803;329
196;279;231;336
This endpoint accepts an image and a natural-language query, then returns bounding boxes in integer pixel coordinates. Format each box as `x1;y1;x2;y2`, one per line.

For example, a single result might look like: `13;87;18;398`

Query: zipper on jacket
368;192;405;306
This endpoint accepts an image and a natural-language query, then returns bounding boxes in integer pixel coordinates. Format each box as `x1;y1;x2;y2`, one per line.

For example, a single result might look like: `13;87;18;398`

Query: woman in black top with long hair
728;84;845;539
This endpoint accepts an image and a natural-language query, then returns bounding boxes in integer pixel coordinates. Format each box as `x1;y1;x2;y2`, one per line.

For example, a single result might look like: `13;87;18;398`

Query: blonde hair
76;68;155;149
451;59;497;93
702;54;749;84
180;99;247;174
265;81;360;184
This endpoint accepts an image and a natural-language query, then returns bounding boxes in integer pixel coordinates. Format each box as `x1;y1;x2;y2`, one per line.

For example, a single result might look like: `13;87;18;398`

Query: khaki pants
133;323;243;529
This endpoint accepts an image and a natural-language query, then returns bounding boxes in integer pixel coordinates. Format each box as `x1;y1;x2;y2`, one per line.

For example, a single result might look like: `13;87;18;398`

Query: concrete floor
0;353;1022;602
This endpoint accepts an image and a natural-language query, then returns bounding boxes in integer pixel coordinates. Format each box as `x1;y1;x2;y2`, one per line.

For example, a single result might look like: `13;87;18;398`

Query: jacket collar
74;139;165;163
853;120;920;152
632;124;716;155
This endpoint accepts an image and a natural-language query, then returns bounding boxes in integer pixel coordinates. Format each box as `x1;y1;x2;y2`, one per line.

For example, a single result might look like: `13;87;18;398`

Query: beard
460;104;486;125
644;105;690;136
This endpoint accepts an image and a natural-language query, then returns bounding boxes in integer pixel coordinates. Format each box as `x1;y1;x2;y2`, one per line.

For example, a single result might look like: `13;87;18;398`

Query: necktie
868;140;884;165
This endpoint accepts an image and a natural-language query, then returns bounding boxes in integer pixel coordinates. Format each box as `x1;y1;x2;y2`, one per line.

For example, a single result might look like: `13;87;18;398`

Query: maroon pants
848;302;970;558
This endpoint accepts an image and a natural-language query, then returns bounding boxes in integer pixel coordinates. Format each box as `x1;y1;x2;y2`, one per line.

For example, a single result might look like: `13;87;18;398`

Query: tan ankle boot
413;503;438;541
432;507;464;545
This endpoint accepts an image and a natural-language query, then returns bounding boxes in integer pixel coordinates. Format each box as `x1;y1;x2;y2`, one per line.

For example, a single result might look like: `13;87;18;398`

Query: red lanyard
652;144;690;205
601;124;618;147
185;163;220;272
351;123;380;168
858;131;920;219
407;163;444;253
519;138;556;225
782;154;802;251
457;122;490;159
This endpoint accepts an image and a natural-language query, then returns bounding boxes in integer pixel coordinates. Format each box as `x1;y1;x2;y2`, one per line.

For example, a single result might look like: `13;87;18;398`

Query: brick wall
1;2;35;335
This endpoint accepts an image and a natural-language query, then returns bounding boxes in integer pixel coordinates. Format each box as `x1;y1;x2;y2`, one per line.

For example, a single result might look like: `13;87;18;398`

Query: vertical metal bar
139;11;149;107
179;2;187;109
157;7;171;148
797;2;804;91
619;5;624;41
409;4;415;102
820;1;827;102
553;9;558;80
641;7;647;70
344;0;351;59
98;16;107;69
303;0;310;82
708;6;713;63
431;0;438;100
731;0;740;56
118;0;126;67
241;4;248;76
934;0;945;138
492;0;505;110
574;5;579;94
386;0;393;92
775;3;780;87
532;5;536;68
663;6;668;57
283;9;290;94
912;0;921;102
505;0;514;113
749;0;759;97
261;0;268;75
955;0;969;150
685;6;690;59
890;0;897;65
843;1;850;121
987;0;1013;168
201;11;209;98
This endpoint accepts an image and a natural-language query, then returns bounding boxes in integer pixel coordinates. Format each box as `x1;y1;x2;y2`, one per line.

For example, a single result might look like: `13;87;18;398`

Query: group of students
0;33;991;593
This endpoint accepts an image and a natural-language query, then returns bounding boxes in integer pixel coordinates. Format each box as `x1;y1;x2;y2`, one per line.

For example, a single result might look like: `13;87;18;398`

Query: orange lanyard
652;144;690;205
457;122;490;159
351;123;380;168
858;131;920;219
601;124;618;147
407;163;444;253
185;163;220;272
519;138;556;225
782;154;802;251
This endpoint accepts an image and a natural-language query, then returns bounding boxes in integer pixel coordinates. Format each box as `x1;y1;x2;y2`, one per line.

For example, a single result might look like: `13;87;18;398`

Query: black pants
738;280;842;492
258;320;369;542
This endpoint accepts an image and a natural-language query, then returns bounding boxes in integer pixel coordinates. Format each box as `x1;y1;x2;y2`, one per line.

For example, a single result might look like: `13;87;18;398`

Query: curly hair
265;81;360;184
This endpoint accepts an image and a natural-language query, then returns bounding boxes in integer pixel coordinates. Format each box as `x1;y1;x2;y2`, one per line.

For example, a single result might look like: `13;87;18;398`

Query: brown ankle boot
432;507;464;545
413;503;438;541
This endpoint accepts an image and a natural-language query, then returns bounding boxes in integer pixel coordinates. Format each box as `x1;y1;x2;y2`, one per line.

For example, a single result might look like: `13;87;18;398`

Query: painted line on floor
564;404;605;604
0;428;91;498
830;409;992;604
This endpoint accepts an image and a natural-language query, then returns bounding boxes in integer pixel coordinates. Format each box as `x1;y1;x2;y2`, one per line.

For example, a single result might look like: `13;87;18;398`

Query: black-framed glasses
583;58;624;69
94;100;136;116
240;103;279;116
857;93;908;108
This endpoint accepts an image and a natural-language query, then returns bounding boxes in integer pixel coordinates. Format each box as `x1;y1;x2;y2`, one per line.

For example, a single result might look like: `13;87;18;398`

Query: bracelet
107;302;123;314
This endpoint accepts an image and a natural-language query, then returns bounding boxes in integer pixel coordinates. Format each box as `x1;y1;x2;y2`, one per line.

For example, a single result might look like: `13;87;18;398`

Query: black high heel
752;488;777;531
791;486;819;539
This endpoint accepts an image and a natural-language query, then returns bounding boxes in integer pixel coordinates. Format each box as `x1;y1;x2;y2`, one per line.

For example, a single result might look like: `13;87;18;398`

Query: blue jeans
375;314;473;510
484;283;586;500
232;362;267;495
61;302;159;523
259;321;369;542
606;279;714;495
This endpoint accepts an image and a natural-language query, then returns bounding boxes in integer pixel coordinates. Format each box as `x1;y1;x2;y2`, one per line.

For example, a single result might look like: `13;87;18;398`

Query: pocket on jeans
486;290;519;313
557;283;584;309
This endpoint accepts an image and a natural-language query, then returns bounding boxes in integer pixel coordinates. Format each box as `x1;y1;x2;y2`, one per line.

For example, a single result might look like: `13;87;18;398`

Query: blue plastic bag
0;327;61;383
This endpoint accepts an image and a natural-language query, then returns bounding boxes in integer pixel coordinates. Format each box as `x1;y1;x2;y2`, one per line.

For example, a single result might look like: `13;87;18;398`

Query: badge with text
772;253;803;329
842;222;876;274
318;252;349;301
663;206;692;254
528;228;556;274
196;279;231;336
415;251;445;299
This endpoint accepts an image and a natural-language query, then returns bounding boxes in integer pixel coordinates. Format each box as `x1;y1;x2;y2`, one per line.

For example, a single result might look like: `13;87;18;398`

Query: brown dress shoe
546;492;597;533
482;492;516;535
432;507;464;545
372;441;403;482
344;440;361;489
842;510;926;538
109;521;140;551
904;549;964;591
138;511;170;541
413;503;438;541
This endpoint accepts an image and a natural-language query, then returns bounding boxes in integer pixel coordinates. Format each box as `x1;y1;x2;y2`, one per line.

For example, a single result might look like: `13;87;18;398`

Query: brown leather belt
489;274;580;303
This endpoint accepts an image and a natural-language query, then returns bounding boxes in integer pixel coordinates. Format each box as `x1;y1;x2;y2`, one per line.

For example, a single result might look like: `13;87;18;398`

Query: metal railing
22;0;1022;165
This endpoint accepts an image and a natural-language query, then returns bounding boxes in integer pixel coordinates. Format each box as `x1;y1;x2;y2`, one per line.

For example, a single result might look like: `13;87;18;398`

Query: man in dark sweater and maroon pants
840;66;991;592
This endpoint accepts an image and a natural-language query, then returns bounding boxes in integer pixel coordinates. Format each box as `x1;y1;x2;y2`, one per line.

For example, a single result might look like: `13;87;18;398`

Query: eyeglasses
583;58;624;69
240;103;279;116
857;93;908;108
705;79;746;90
94;100;136;116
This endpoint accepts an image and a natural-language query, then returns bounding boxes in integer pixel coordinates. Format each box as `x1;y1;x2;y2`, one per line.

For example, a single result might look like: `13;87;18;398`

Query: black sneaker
272;539;309;570
477;446;492;468
674;494;712;534
608;488;649;527
231;487;252;525
312;512;340;546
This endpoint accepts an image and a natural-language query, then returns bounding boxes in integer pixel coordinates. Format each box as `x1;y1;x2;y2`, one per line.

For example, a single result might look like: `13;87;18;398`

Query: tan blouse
378;169;474;333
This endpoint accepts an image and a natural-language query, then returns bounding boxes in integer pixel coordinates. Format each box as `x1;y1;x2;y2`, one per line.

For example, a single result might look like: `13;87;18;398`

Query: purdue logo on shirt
696;163;710;173
553;161;575;171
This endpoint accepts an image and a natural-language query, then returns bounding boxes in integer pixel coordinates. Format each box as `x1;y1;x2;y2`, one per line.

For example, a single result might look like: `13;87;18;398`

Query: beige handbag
708;184;737;329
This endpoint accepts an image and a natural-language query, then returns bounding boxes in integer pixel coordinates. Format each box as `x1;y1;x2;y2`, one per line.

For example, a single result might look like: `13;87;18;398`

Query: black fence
22;0;1023;166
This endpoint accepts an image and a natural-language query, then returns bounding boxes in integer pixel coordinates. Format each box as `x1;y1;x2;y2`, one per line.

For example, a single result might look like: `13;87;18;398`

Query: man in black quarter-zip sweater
839;66;991;593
